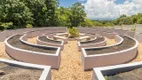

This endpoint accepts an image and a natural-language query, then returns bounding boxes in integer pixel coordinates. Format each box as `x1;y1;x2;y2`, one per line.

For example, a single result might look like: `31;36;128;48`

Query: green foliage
68;27;79;37
26;24;33;28
0;22;13;30
0;0;33;28
137;17;142;24
81;19;93;27
56;7;71;26
130;28;136;31
69;2;86;27
1;0;142;30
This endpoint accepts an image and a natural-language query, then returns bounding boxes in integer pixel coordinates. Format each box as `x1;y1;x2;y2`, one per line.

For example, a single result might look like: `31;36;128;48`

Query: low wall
5;34;61;69
53;35;68;44
81;35;138;70
78;37;106;51
93;62;142;80
36;36;64;50
0;58;51;80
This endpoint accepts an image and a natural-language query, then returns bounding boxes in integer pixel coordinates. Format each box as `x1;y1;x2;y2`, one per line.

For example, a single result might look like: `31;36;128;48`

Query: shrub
0;22;13;30
68;27;79;37
130;27;136;31
26;24;33;28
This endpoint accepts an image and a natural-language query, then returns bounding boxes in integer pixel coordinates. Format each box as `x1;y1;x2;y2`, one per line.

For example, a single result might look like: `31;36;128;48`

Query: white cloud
84;0;142;20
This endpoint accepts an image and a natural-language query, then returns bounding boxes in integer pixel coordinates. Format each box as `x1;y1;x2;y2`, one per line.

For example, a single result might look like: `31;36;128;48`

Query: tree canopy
0;0;142;30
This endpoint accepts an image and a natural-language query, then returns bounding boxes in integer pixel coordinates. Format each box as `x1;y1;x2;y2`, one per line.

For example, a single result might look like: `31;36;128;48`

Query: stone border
93;62;142;80
0;58;51;80
36;35;64;50
56;32;69;37
78;36;106;51
81;35;138;70
5;34;61;69
53;35;68;44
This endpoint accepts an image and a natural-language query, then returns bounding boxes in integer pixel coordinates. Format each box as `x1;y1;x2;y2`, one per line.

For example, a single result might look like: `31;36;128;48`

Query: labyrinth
0;27;142;80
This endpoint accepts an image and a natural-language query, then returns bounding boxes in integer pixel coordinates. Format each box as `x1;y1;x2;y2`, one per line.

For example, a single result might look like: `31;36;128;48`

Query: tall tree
23;0;47;26
0;0;33;28
69;2;86;27
45;0;59;26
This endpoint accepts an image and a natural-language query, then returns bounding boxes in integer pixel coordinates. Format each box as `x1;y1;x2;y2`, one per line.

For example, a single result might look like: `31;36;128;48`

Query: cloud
84;0;142;20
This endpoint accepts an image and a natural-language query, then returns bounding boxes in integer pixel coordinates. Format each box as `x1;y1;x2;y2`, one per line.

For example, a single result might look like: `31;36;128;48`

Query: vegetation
0;0;142;30
68;27;79;38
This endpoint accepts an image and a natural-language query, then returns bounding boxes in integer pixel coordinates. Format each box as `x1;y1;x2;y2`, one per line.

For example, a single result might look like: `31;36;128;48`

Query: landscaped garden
1;0;142;80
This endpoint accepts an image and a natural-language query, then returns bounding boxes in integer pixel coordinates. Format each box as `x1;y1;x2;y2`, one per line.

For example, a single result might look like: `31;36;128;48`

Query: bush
26;24;33;28
0;22;13;30
68;27;79;37
130;27;136;31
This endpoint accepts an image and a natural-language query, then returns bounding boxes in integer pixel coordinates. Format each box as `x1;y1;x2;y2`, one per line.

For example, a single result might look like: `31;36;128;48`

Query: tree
56;7;71;26
0;0;33;28
45;0;59;26
23;0;48;26
69;2;86;27
137;17;142;24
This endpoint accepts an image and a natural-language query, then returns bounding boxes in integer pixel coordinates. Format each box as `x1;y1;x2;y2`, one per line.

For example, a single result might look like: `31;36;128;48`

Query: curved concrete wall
78;37;106;51
5;34;61;69
0;59;51;80
36;36;64;50
93;62;142;80
53;35;68;44
81;35;138;70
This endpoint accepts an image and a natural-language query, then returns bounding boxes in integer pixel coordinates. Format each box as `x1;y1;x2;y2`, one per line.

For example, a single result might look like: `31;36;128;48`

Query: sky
59;0;142;20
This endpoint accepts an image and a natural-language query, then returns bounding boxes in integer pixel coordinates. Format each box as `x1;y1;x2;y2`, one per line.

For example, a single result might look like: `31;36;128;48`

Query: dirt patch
105;67;142;80
39;36;61;44
8;35;57;54
80;37;105;44
0;62;42;80
86;36;136;55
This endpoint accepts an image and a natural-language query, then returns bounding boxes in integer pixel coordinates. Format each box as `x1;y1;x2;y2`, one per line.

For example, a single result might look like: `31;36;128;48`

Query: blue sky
59;0;142;20
59;0;126;7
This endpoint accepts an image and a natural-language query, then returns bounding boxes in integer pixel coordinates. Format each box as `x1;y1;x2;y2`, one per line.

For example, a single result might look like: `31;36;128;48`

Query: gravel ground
52;40;92;80
27;37;37;44
0;42;12;59
106;38;117;45
131;43;142;62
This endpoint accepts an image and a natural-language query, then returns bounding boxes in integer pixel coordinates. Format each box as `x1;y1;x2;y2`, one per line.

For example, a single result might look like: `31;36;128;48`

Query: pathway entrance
52;40;92;80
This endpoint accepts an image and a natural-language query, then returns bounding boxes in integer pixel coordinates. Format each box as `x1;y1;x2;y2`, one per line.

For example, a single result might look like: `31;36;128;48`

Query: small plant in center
68;27;79;38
